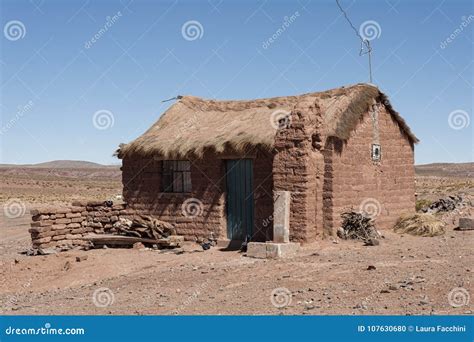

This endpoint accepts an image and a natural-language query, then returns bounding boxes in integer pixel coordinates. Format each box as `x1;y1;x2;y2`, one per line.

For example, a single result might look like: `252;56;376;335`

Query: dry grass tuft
393;213;446;237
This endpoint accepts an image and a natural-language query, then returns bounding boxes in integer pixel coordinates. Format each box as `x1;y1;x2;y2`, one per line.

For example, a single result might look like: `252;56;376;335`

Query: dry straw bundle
393;213;446;237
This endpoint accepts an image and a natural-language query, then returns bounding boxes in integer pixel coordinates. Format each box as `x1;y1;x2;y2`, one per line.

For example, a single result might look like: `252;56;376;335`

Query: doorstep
246;242;300;259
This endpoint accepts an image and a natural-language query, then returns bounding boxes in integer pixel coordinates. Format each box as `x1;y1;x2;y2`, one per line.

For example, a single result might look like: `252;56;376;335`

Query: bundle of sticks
113;215;177;240
338;211;380;241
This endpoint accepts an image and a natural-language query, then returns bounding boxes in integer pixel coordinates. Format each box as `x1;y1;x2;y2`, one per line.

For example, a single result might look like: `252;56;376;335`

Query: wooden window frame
161;160;192;193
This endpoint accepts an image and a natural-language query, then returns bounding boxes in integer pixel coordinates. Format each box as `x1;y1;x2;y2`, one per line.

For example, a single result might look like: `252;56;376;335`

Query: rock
133;242;145;249
25;249;37;256
414;276;426;283
14;258;20;264
380;289;390;293
38;248;57;255
421;195;463;213
336;227;346;239
63;261;71;271
458;217;474;231
389;285;398;291
354;301;368;310
367;265;376;271
75;255;88;262
364;238;380;246
86;200;105;207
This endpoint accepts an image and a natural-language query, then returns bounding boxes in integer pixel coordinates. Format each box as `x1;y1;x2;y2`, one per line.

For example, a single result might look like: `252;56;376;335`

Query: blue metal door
226;159;254;241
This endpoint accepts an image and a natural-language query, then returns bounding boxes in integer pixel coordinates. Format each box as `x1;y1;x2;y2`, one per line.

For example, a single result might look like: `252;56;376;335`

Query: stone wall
29;201;127;250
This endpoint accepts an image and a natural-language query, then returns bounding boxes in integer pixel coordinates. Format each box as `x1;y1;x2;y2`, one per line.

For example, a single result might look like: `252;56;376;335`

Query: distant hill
0;160;120;169
1;160;472;177
415;162;473;178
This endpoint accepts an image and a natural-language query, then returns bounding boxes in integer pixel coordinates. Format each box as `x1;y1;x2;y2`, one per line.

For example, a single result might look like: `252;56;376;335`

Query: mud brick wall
29;201;127;250
272;97;324;243
122;148;274;242
324;104;415;234
122;153;226;241
250;149;274;242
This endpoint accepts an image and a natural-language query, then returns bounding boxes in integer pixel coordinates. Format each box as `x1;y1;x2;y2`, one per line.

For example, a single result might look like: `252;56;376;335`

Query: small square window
161;160;191;193
372;144;381;161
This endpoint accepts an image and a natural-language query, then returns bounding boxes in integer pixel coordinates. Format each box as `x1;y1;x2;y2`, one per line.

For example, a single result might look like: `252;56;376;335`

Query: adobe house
116;83;418;245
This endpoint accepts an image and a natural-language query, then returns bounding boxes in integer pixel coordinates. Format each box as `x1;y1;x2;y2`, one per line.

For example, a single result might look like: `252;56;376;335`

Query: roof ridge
178;83;376;106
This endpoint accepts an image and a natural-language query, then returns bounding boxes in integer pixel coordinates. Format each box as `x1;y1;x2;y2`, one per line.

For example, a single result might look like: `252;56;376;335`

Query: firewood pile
84;216;183;249
113;215;177;240
338;211;381;243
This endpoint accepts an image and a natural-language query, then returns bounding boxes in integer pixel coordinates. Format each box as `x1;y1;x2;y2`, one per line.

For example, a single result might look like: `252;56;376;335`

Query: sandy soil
0;166;121;205
0;163;472;315
0;225;472;315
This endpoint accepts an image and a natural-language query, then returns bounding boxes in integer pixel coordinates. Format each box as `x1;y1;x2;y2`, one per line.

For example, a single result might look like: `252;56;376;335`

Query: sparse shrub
416;199;432;212
393;213;445;237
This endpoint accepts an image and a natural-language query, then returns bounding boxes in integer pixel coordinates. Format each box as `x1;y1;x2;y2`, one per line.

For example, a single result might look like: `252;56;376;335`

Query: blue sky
0;0;472;165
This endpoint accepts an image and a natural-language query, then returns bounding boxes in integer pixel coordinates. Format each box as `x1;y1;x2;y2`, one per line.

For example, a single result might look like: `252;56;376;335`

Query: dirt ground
0;165;121;205
0;163;472;315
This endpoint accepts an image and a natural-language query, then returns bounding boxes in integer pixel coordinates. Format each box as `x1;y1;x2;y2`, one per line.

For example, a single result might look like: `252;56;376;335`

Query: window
371;144;381;161
161;160;191;193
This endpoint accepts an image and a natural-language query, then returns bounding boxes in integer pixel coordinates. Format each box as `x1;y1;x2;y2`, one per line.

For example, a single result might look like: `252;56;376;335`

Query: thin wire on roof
335;0;373;83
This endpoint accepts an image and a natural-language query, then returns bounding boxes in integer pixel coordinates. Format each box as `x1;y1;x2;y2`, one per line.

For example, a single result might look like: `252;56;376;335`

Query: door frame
225;159;254;241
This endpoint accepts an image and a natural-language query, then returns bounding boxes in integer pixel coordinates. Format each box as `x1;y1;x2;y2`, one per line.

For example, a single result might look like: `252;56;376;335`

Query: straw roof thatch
117;83;418;159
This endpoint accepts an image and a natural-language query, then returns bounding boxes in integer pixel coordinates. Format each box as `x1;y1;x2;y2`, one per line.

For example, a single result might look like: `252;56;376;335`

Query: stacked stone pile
29;201;133;250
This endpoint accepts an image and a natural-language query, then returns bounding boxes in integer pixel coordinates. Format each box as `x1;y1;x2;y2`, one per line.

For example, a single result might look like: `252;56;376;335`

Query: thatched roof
117;83;418;159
